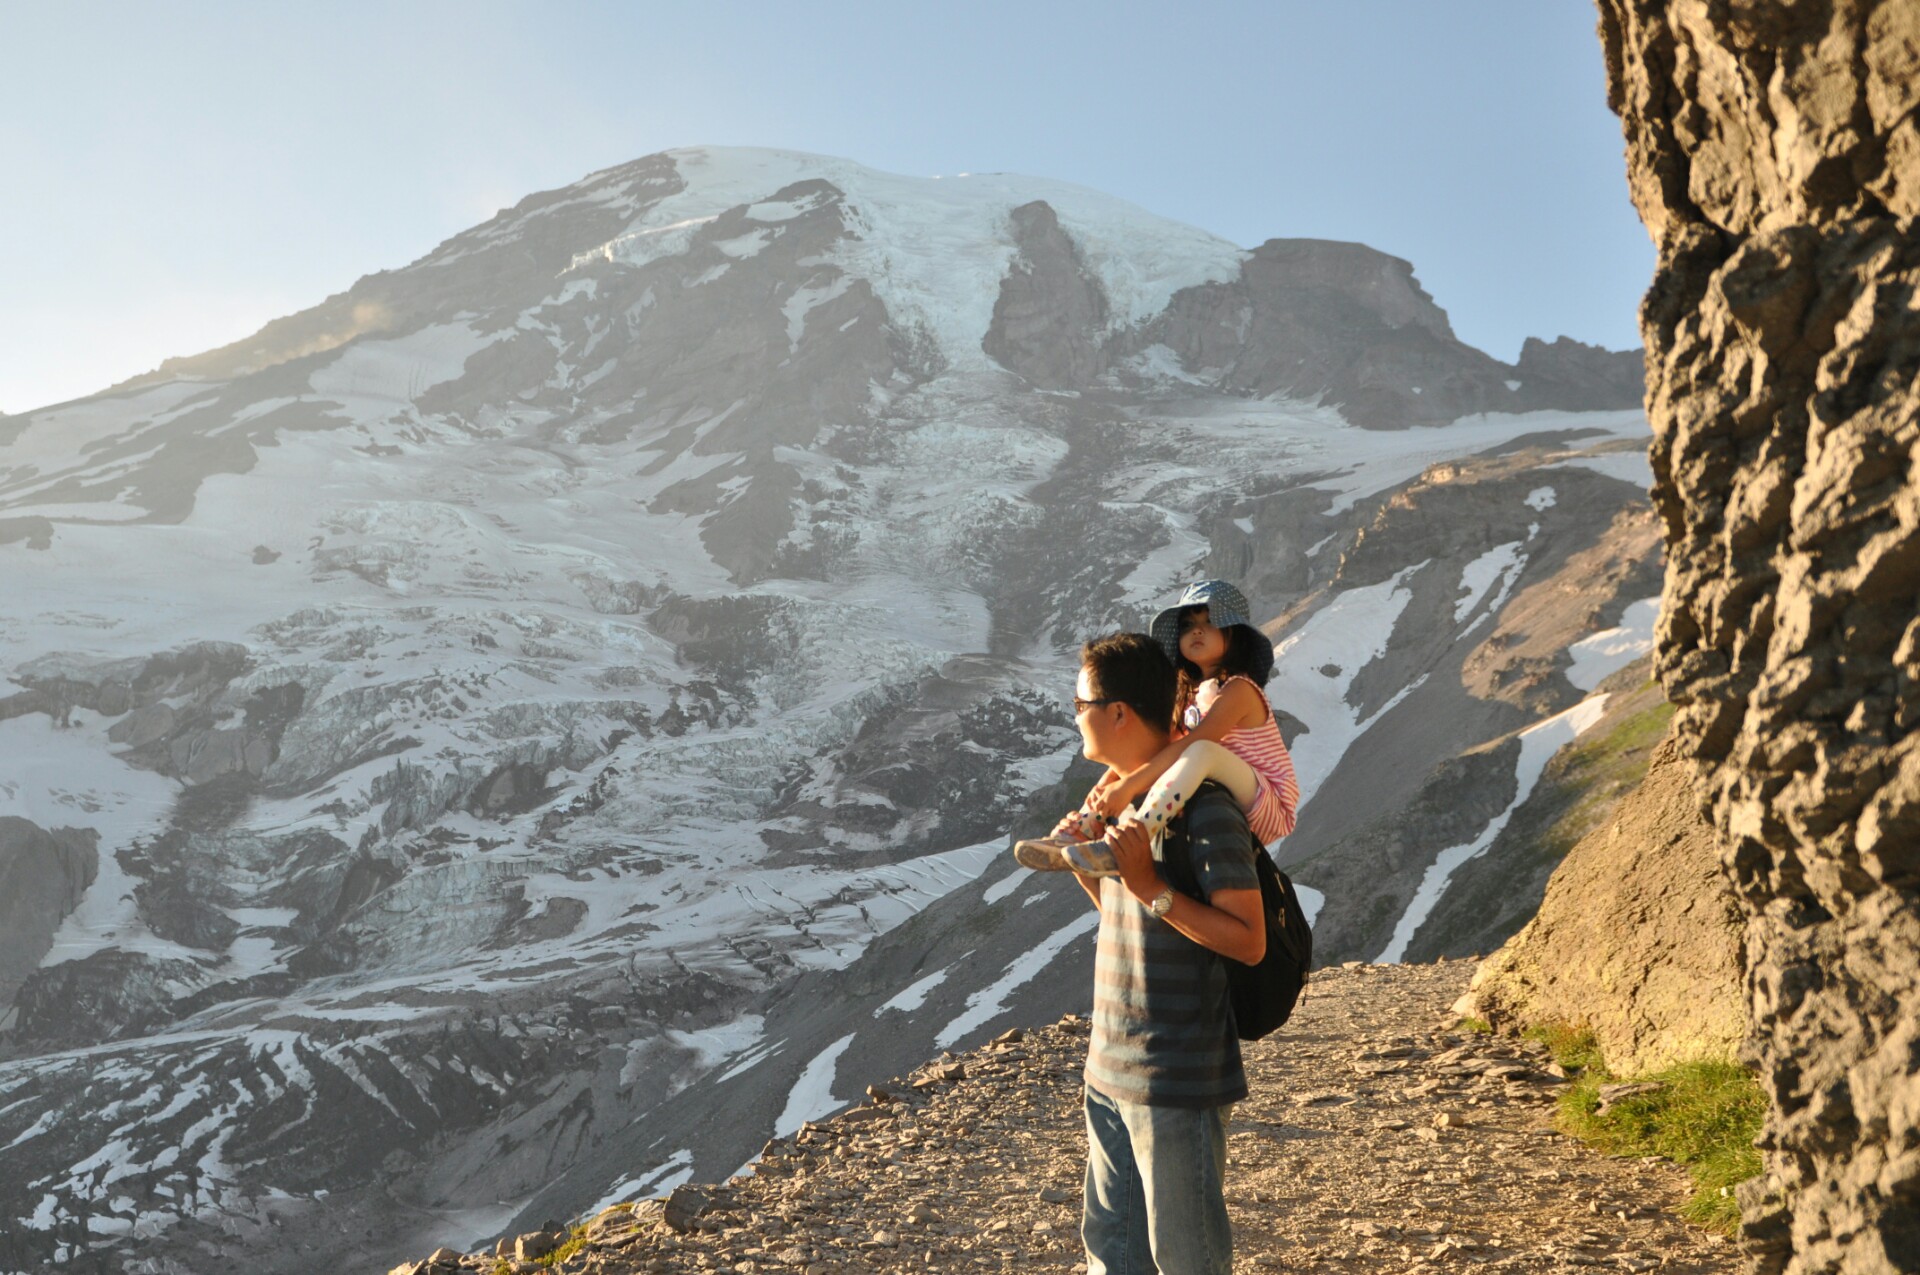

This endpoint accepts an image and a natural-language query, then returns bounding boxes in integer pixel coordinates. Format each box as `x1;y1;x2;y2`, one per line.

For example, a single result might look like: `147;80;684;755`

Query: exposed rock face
1597;5;1920;1270
1459;734;1744;1077
1512;337;1646;413
0;819;97;1016
982;200;1111;387
1138;239;1645;426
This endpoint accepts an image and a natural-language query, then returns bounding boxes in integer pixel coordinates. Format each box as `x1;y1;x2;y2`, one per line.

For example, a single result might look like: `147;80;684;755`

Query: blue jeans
1081;1084;1233;1275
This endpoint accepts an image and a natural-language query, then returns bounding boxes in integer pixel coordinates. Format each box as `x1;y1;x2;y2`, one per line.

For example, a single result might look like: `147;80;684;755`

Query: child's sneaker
1013;836;1074;871
1062;838;1120;877
1012;809;1108;871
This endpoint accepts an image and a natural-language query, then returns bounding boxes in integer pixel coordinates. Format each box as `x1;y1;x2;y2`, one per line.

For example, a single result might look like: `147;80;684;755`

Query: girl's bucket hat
1150;579;1276;684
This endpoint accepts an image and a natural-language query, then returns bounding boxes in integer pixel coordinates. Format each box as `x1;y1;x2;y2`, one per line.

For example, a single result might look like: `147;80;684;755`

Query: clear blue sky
0;0;1650;414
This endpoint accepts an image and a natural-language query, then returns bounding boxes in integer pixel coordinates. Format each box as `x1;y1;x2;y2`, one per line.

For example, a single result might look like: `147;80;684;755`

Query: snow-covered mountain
0;147;1655;1272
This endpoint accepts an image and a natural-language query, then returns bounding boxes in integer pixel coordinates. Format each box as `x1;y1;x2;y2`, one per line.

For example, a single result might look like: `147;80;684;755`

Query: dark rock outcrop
1597;4;1920;1270
1140;238;1519;426
982;200;1111;387
0;819;98;1015
1134;239;1646;427
1511;336;1646;412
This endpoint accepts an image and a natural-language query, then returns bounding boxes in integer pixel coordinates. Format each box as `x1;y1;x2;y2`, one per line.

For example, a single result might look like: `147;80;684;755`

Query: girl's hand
1087;777;1139;822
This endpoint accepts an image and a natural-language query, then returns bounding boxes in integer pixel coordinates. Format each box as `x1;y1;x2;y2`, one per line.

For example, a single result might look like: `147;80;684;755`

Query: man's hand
1105;820;1163;904
1103;818;1267;966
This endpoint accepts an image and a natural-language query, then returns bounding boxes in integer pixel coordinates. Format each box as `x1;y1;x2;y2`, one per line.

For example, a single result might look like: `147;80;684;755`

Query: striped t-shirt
1084;784;1259;1109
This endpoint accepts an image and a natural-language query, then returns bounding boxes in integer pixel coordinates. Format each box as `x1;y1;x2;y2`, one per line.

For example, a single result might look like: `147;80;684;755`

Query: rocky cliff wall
1596;4;1920;1271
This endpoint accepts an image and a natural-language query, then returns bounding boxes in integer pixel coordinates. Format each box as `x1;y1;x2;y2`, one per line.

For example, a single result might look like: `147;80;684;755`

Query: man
1061;632;1265;1275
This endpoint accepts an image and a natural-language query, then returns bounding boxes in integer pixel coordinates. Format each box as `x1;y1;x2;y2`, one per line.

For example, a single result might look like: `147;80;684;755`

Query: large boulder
1458;735;1744;1076
1597;4;1920;1270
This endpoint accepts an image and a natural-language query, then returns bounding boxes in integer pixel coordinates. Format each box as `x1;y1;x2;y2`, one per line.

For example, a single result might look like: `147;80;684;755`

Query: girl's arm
1088;680;1268;818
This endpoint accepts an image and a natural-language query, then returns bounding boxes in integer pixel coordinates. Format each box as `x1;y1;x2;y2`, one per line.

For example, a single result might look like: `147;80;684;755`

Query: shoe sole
1013;840;1072;872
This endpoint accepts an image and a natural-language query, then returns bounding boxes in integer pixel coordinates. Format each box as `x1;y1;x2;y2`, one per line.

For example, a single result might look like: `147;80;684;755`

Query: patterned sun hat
1149;579;1275;684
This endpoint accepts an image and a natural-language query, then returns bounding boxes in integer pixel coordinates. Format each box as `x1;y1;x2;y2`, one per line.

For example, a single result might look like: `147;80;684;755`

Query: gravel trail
394;959;1742;1274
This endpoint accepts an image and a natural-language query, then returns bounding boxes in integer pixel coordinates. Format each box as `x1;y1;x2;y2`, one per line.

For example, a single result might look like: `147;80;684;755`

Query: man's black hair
1081;631;1176;732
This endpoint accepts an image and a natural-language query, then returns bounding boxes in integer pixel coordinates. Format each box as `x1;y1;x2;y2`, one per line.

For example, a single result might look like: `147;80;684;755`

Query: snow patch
934;912;1098;1048
713;229;773;259
1377;694;1611;963
1454;541;1527;624
1293;883;1325;929
1267;563;1426;803
1550;450;1653;489
781;275;855;351
584;1149;695;1216
773;1032;856;1137
981;872;1023;906
880;967;951;1014
1567;597;1660;691
308;321;499;410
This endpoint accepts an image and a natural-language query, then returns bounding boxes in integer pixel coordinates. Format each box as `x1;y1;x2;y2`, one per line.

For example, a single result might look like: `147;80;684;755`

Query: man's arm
1103;822;1265;965
1073;868;1104;915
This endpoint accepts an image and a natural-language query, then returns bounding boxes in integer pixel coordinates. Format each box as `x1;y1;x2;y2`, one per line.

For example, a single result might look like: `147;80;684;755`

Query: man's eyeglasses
1073;697;1117;714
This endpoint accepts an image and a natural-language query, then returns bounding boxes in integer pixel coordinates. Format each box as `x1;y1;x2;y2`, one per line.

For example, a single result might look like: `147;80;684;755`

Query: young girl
1015;579;1299;875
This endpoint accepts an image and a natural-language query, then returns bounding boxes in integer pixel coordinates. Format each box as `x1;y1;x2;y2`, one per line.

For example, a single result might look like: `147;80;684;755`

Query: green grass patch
1524;1021;1606;1074
1531;697;1676;864
1457;1016;1493;1035
1556;1055;1764;1234
540;1232;590;1267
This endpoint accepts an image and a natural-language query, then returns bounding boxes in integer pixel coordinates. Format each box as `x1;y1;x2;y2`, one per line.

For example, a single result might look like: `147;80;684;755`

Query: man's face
1074;665;1121;766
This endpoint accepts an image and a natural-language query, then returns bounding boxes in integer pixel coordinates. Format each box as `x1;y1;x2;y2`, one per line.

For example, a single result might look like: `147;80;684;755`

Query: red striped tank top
1189;675;1300;844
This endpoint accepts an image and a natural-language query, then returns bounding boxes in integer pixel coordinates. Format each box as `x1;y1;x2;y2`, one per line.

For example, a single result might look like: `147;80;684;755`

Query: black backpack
1160;831;1313;1040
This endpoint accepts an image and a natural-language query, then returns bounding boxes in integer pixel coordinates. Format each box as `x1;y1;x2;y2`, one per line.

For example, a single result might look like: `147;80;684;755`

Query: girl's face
1179;608;1228;673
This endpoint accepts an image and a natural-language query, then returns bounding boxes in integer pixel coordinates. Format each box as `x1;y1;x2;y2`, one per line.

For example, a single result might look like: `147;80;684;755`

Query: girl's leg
1122;740;1258;835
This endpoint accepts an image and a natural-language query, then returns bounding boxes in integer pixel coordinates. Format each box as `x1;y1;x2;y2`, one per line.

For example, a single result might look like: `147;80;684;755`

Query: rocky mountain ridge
0;147;1659;1273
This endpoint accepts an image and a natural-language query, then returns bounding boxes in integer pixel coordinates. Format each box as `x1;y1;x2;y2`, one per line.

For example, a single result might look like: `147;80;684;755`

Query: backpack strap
1156;780;1235;904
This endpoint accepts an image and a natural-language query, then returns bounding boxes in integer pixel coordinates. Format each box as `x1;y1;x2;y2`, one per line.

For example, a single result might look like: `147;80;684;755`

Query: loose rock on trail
393;960;1740;1274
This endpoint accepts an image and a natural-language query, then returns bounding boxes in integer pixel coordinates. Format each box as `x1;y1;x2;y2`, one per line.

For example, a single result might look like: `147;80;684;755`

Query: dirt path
398;960;1743;1274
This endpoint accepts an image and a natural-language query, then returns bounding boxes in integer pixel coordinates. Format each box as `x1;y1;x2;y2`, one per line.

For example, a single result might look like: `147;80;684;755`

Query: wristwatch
1147;887;1174;918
